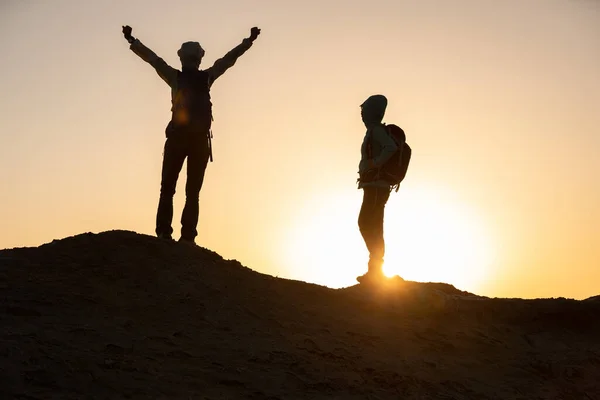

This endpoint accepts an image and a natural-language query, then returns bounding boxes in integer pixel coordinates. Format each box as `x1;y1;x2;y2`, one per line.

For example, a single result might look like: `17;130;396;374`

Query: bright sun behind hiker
285;185;495;292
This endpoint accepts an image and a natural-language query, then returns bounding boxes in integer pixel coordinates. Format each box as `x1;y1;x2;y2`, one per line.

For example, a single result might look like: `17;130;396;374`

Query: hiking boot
178;237;197;246
357;257;386;284
157;232;173;241
356;270;386;284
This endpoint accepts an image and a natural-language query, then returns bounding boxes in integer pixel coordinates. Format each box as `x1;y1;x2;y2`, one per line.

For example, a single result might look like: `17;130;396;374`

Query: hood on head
360;94;387;127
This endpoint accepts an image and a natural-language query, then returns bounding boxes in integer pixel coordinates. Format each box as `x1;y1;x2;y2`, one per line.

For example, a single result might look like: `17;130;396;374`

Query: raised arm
122;25;178;88
206;27;261;85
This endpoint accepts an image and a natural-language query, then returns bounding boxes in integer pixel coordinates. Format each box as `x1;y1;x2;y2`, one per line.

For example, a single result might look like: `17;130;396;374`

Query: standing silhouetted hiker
356;95;411;283
121;25;261;244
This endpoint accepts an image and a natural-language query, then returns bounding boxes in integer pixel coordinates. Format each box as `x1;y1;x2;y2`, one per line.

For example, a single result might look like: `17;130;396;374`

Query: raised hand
249;27;261;41
122;25;135;43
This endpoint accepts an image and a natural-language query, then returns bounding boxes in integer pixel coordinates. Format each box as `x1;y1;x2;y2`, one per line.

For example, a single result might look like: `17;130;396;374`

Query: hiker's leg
156;137;186;238
370;187;391;267
358;186;389;274
181;134;210;241
358;187;379;271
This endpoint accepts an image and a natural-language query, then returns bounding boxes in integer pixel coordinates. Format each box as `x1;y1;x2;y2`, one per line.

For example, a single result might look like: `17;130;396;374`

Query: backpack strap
366;129;373;159
362;125;384;184
208;129;213;162
365;123;387;160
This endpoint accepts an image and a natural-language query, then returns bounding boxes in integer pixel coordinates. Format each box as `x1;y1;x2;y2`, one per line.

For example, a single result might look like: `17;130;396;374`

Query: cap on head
177;41;205;60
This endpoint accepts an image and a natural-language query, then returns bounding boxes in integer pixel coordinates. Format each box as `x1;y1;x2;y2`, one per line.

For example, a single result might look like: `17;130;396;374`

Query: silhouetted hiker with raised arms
356;95;411;284
121;25;261;244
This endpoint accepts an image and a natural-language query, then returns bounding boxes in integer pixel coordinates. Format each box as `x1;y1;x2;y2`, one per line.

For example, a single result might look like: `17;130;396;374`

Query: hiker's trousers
358;186;390;272
155;125;211;240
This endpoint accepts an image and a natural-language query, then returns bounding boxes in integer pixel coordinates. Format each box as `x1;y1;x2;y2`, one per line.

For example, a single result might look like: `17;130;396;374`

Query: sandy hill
1;230;599;399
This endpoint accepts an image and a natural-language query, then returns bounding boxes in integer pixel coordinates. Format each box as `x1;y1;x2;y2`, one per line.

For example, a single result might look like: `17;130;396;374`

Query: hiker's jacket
129;38;254;116
358;95;398;189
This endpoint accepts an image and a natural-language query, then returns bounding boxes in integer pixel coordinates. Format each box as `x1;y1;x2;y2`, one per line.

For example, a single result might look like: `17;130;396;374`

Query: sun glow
284;185;496;292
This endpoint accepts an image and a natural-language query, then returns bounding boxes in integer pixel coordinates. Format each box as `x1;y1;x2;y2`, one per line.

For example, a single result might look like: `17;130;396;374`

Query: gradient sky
1;0;598;299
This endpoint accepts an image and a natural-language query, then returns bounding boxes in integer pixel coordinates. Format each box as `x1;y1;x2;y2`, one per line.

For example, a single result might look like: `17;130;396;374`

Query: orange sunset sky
1;0;598;299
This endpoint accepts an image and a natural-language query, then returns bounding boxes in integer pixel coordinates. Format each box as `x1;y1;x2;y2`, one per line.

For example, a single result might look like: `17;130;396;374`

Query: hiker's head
360;94;387;127
178;41;205;70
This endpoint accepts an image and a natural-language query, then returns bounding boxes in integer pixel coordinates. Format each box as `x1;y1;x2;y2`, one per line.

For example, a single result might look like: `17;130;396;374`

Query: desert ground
1;230;599;399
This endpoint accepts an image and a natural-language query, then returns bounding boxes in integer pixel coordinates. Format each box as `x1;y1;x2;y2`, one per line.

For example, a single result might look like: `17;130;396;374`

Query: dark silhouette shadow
356;95;412;284
122;25;261;244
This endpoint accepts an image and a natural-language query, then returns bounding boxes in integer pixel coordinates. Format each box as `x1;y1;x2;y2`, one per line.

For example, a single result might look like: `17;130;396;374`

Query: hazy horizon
1;0;598;300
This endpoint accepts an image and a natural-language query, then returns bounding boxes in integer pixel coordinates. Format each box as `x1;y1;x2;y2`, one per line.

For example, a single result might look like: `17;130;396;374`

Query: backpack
171;69;213;128
167;69;215;161
367;123;412;192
